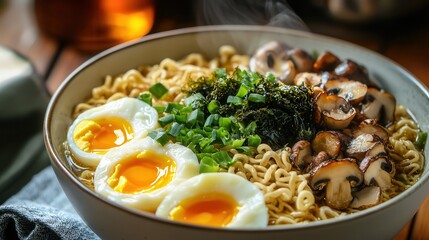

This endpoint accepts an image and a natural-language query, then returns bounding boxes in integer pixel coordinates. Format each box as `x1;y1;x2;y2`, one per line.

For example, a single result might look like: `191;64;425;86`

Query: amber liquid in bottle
34;0;154;52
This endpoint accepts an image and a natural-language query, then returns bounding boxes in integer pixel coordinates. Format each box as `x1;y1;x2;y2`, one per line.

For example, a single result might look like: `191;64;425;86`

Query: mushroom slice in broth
360;88;396;126
310;159;363;210
314;92;356;129
350;186;381;209
360;155;394;189
324;79;367;105
311;131;343;158
353;119;389;143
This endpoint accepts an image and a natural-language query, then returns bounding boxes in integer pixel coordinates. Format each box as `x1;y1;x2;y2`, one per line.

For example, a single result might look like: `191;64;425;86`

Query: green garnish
138;93;152;106
415;132;427;151
199;157;219;173
148;129;169;145
149;82;168;99
184;68;315;149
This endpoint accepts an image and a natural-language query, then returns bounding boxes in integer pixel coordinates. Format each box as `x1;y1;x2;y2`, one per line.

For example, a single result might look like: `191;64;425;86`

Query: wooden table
1;0;428;239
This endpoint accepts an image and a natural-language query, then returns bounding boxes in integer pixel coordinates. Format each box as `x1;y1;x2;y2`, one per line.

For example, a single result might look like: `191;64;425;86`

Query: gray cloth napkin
0;166;100;240
0;47;99;240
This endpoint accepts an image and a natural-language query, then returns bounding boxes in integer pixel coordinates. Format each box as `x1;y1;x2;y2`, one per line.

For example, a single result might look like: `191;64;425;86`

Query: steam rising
196;0;308;31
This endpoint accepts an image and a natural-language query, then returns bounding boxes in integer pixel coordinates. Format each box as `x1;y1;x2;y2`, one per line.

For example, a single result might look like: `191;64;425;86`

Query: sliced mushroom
311;131;342;158
353;119;389;143
290;140;313;171
310;158;363;210
249;41;296;84
324;79;368;105
294;72;322;87
360;88;396;126
334;60;379;88
313;51;341;72
313;86;324;99
314;92;357;129
366;142;387;158
346;133;378;161
287;48;314;72
360;155;393;189
308;151;330;171
350;186;381;209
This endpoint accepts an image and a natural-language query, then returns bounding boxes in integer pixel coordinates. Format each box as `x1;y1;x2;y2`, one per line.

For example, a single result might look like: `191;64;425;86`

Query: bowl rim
44;24;429;233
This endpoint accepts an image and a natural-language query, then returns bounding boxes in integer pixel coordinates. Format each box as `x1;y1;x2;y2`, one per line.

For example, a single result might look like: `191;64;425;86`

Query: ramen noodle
69;45;424;225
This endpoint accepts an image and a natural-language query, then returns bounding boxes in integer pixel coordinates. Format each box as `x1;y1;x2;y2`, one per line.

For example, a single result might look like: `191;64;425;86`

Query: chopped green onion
184;93;204;107
149;82;168;99
148;129;169;145
137;93;152;106
164;103;183;113
265;72;276;83
158;114;174;127
154;106;165;114
219;117;232;130
199;157;219;173
248;93;266;103
167;122;183;137
212;151;233;168
415;132;427;150
174;114;187;124
207;100;220;114
187;109;205;126
202;145;216;153
227;95;243;105
215;68;227;79
236;84;250;98
248;135;262;147
232;139;245;148
235;146;256;155
204;114;217;127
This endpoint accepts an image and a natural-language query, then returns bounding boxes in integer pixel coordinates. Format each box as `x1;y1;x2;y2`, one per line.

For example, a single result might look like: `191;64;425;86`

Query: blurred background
0;0;428;238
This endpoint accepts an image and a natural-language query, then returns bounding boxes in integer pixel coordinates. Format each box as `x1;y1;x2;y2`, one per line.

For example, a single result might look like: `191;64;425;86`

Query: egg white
94;136;200;212
156;172;268;228
67;97;158;167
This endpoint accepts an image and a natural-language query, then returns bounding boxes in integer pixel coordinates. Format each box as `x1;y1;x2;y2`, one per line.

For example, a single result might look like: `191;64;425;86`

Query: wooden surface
1;0;428;239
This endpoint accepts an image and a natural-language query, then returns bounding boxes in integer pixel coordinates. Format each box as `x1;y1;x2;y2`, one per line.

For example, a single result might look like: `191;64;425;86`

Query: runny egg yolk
73;117;134;154
169;192;240;227
107;151;176;194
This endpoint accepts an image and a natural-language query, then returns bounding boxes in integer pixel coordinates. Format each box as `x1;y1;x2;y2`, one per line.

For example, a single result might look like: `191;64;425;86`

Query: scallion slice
148;129;169;145
149;82;168;99
248;93;266;103
137;93;152;106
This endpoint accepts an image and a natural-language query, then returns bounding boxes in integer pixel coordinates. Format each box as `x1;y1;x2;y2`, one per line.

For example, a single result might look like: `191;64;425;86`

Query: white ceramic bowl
44;25;429;240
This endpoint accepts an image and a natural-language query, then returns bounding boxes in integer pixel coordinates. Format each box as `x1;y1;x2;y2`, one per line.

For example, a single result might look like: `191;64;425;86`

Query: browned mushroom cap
308;151;330;171
313;86;324;99
353;119;389;143
294;72;322;87
350;186;381;209
360;155;394;189
290;140;313;171
287;48;315;72
314;92;357;129
360;88;396;126
346;133;379;161
366;142;387;158
324;79;368;105
310;158;363;210
311;131;342;158
313;51;341;72
334;60;379;89
249;41;296;84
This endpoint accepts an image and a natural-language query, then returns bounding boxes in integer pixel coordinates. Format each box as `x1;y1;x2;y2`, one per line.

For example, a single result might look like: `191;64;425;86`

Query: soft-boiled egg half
67;97;158;168
156;172;268;228
93;136;200;212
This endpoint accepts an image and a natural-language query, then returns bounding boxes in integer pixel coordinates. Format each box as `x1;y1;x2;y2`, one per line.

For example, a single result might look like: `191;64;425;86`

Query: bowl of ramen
44;25;429;240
